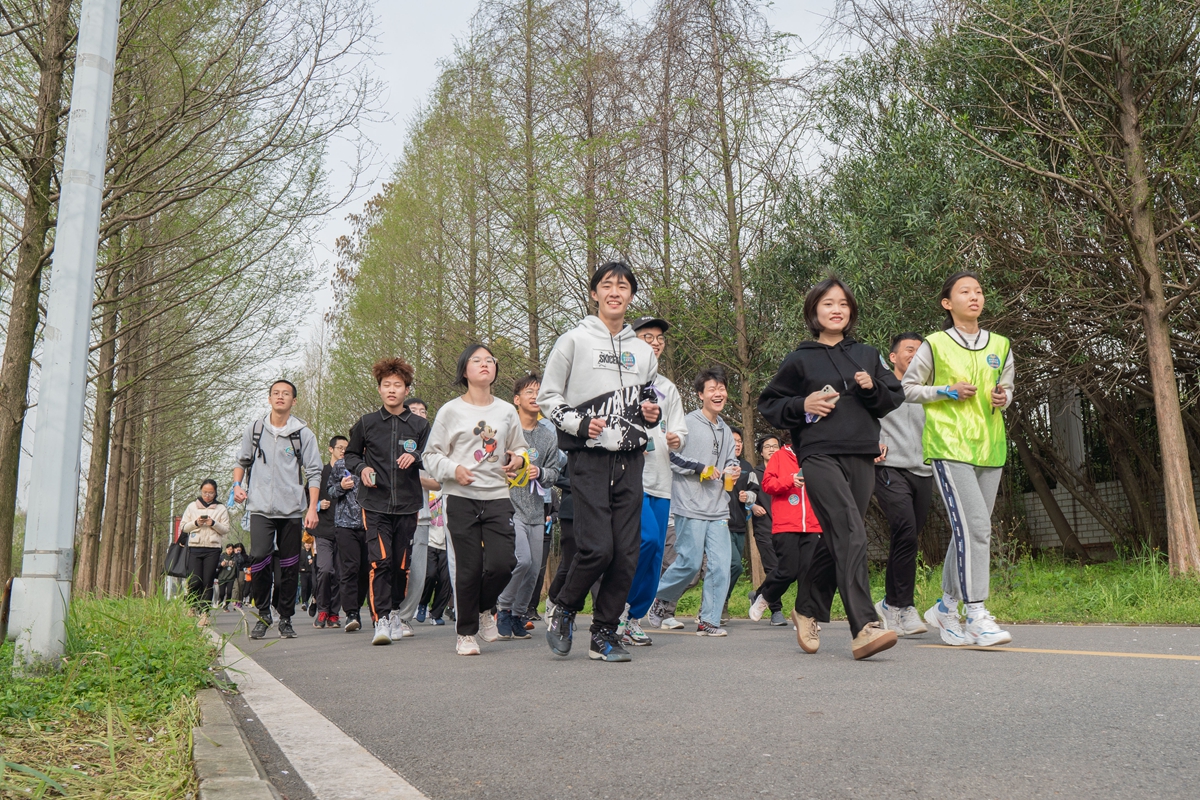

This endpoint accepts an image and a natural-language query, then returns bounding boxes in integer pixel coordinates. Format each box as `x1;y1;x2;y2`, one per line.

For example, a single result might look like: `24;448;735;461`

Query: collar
378;406;410;422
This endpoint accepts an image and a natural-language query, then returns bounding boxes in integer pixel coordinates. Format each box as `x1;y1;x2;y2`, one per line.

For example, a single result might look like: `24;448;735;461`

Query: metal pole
9;0;122;666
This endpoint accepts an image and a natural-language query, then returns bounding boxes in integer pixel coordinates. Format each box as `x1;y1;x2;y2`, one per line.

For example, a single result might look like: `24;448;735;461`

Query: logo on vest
986;353;1001;369
593;349;636;371
401;439;417;453
788;494;799;506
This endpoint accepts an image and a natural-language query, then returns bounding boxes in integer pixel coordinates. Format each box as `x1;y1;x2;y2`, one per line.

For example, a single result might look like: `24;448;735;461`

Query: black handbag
165;532;189;578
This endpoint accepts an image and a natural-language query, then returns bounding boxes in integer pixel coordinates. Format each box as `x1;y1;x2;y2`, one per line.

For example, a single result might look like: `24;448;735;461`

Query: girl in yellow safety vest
901;271;1015;647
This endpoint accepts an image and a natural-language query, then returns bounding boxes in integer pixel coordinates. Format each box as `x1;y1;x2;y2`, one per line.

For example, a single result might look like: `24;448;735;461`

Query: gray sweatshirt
509;419;563;525
236;414;322;518
878;400;932;477
669;410;738;521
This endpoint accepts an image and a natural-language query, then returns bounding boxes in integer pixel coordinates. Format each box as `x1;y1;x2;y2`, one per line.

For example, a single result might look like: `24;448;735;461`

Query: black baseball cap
630;316;670;333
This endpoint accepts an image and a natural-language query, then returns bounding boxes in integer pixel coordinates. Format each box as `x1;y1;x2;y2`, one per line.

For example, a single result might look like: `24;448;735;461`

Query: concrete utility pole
10;0;122;665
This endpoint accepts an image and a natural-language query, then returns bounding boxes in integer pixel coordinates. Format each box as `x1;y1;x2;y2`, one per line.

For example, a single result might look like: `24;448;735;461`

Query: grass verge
0;596;216;798
668;551;1200;625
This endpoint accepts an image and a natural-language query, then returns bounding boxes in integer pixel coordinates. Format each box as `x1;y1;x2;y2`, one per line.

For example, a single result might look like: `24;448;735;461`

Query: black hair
270;379;297;398
693;366;728;394
329;435;348;448
802;276;858;338
454;343;498;388
200;478;218;494
589;261;638;296
755;434;781;454
729;426;744;438
403;397;427;410
890;332;924;353
513;373;541;397
939;270;982;330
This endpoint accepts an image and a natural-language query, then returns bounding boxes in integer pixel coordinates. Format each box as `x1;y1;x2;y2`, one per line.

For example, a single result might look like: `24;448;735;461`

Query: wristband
937;385;960;401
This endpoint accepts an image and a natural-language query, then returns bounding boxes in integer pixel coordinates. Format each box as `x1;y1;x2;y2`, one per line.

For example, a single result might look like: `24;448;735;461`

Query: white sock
964;601;986;619
940;594;958;613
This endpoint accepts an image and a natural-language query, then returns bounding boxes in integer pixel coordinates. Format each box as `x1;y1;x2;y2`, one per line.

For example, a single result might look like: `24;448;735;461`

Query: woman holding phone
180;479;232;624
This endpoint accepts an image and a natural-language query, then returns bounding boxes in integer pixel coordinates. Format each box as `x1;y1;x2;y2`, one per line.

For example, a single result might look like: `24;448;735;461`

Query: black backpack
243;420;306;492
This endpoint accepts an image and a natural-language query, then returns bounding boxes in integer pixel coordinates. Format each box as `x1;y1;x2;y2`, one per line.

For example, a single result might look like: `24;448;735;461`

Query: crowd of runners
178;263;1015;662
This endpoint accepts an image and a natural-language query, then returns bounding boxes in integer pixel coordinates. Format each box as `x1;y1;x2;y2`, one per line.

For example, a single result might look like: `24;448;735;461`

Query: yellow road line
917;644;1200;661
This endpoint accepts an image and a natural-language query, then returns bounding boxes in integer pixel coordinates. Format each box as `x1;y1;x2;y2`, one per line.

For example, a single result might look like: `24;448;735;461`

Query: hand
397;453;416;469
875;443;888;464
751;504;767;517
803;390;839;418
738;490;748;503
340;475;354;490
527;464;540;480
233;486;247;503
197;517;209;527
319;499;331;510
304;506;319;531
793;472;805;487
455;465;476;486
641;400;661;424
727;464;742;479
588;417;608;438
854;371;874;391
949;381;977;400
991;386;1008;408
502;452;524;478
361;467;377;487
665;431;681;450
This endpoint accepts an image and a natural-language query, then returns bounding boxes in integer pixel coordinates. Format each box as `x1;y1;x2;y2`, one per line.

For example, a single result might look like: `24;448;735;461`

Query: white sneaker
965;610;1012;646
895;606;928;636
456;634;480;655
874;599;898;631
399;619;415;638
388;610;404;641
545;599;556;621
923;602;971;646
372;619;392;646
749;593;770;622
478;611;500;643
661;616;684;630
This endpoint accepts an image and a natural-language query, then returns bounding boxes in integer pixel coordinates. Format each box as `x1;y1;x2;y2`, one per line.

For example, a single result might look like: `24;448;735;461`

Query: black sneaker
546;604;575;656
249;610;273;640
278;618;297;638
511;614;532;640
344;614;361;632
308;602;318;618
589;628;632;662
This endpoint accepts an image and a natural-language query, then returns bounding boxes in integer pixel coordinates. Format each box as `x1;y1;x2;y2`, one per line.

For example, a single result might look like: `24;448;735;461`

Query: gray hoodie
509;419;563;525
236;414;322;518
669;410;739;521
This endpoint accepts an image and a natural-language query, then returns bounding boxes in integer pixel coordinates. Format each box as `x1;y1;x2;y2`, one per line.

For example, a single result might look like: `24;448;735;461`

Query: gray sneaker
874;599;900;632
895;605;929;636
769;610;787;626
388;610;405;641
645;599;667;629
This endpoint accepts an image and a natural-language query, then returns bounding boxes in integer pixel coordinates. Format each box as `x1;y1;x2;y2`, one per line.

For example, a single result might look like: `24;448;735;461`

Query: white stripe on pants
932;460;1003;604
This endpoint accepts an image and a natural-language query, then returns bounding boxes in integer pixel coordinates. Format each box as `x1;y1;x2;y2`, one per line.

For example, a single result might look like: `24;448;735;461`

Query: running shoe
546;605;575;656
625;618;652;646
510;616;532;640
696;620;728;637
526;610;543;622
327;614;341;629
313;611;327;629
308;602;318;618
456;634;480;656
660;615;685;630
792;609;819;653
923;601;971;646
249;611;273;640
589;628;632;662
399;619;415;638
344;614;361;633
896;606;928;636
769;610;786;627
965;610;1012;646
416;605;427;623
431;618;446;626
874;599;899;632
389;610;405;641
495;609;515;640
278;618;297;639
644;599;666;629
851;621;897;660
478;611;500;643
372;618;392;645
749;593;770;622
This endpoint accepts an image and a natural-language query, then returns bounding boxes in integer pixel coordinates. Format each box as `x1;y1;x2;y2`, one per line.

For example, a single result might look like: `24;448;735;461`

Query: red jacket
761;446;822;534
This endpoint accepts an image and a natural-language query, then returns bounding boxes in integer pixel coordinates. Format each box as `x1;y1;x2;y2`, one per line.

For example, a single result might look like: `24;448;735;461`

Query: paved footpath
212;610;1200;800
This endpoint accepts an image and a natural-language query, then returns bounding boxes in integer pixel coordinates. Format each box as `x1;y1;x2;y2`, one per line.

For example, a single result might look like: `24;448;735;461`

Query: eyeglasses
469;357;497;366
640;334;665;345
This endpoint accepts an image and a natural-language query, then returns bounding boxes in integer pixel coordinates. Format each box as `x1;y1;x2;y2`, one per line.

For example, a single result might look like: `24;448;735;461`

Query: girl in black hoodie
758;277;904;661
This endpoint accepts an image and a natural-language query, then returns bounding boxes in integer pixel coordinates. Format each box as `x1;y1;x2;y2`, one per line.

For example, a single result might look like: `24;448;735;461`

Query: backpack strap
243;421;265;491
288;429;306;486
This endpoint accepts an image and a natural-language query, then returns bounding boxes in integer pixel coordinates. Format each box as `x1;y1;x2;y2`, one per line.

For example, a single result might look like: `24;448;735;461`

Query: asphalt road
213;609;1200;800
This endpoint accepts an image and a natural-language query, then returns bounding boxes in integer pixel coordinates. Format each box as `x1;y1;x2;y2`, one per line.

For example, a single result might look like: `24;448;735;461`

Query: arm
420;415;457;485
996;349;1015;409
901;341;945;404
301;429;323;490
664;383;688;450
761;454;791;497
328;464;350;499
344;419;367;477
859;349;905;416
758;356;809;430
538;336;590;436
180;503;200;533
420;475;442;491
669;450;706;475
210;505;231;537
536;429;561;486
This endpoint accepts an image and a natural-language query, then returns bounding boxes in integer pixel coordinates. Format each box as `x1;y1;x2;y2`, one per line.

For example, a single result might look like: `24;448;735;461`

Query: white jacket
180;500;231;549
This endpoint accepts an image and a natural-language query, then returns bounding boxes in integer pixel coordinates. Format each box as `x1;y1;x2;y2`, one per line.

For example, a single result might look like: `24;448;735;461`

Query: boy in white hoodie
538;262;662;663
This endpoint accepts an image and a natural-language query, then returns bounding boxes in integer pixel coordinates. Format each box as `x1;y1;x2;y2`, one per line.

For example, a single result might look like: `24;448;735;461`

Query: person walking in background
232;379;323;641
329;447;368;634
903;272;1015;647
495;373;563;640
724;427;758;621
873;333;932;637
181;478;231;626
422;344;527;656
418;490;452;626
231;542;248;608
648;367;739;637
344;358;430;646
298;534;316;612
621;315;688;647
758;277;903;660
749;434;786;626
392;396;436;637
216;544;237;611
312;436;345;629
537;262;661;662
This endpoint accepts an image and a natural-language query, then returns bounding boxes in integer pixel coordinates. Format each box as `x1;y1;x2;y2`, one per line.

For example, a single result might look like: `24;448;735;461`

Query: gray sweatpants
932;460;1003;604
497;517;543;614
394;523;429;620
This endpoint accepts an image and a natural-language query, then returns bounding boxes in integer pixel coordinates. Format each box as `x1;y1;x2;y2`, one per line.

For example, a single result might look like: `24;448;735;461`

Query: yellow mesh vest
921;329;1010;467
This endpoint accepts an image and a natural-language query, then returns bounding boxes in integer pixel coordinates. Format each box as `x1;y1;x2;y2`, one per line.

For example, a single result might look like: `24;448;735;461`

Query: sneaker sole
748;599;769;622
372;634;392;646
627;638;652;646
345;620;361;632
924;605;971;646
971;631;1013;646
588;650;632;662
546;633;572;657
853;629;898;660
456;648;481;656
661;620;684;630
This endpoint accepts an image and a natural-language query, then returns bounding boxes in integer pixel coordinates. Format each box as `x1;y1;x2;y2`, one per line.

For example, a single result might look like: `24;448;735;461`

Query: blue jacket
328;458;364;530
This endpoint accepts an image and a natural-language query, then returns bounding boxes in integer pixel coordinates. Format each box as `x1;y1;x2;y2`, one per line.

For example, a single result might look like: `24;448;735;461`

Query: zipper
389;414;397;510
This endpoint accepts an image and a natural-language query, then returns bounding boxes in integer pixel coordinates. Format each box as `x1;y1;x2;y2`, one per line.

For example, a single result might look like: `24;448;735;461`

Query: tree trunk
135;444;155;594
582;0;599;280
97;385;130;594
1014;427;1089;562
1116;48;1200;574
0;0;73;587
523;0;540;368
111;394;142;595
